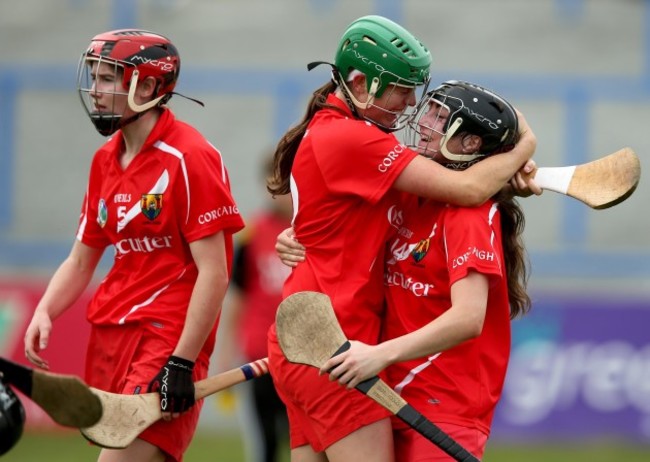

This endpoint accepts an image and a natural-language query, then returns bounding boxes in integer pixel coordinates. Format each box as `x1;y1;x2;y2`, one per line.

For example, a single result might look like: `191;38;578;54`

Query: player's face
88;61;129;116
364;83;417;128
415;100;449;156
416;100;472;163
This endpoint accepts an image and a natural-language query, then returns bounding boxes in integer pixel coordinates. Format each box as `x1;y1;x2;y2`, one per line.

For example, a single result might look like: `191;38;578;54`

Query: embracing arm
275;226;305;267
322;271;489;388
24;240;104;369
394;111;537;206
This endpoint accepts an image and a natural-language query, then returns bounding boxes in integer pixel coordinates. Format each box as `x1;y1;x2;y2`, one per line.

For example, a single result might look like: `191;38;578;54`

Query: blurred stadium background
1;0;649;460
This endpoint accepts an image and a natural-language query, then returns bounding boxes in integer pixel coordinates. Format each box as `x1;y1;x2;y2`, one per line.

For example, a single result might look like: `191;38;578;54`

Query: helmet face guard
405;80;518;167
333;15;432;131
337;71;429;132
0;378;25;456
76;29;180;136
77;56;130;136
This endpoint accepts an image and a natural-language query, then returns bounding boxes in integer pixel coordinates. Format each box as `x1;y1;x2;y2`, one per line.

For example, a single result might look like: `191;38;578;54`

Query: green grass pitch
4;429;650;461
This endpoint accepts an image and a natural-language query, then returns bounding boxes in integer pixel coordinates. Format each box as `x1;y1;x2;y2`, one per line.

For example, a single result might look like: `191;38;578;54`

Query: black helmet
406;80;518;165
0;377;25;456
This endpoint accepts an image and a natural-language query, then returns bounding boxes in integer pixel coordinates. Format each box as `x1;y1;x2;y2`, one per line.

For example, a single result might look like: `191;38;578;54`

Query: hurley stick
0;356;103;428
528;147;640;209
275;291;481;462
80;357;269;449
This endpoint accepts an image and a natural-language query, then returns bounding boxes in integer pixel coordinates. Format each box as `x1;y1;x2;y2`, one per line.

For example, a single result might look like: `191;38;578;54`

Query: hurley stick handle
332;343;480;462
520;147;640;209
195;357;269;399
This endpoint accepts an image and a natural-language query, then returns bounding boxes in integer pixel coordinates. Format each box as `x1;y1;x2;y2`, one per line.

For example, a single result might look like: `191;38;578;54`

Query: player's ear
462;134;482;153
139;76;158;100
350;73;368;96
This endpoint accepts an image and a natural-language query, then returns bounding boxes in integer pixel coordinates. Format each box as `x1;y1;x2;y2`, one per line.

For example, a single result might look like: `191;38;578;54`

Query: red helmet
77;29;181;135
85;29;180;101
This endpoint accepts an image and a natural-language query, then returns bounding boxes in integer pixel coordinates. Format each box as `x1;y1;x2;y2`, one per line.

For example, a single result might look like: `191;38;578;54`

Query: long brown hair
479;127;532;319
267;81;340;196
495;196;531;319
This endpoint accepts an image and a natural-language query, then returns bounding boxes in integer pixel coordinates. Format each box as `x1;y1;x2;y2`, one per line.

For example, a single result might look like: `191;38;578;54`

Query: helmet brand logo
347;48;387;75
462;106;499;130
129;55;175;72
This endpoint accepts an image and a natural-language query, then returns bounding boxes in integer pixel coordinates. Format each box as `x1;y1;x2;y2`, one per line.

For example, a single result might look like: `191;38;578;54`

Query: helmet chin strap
101;69;167;135
440;117;485;163
127;70;166;113
339;76;407;131
339;75;380;112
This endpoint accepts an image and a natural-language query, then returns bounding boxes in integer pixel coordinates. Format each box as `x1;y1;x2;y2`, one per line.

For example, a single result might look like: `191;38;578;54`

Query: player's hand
24;311;53;370
147;355;195;420
510;159;542;197
276;227;305;267
319;341;387;389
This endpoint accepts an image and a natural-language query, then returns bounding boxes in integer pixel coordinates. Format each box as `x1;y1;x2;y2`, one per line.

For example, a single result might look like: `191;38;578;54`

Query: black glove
147;355;195;413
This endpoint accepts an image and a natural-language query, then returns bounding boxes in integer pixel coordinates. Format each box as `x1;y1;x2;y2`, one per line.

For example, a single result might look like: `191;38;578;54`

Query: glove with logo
147;355;195;414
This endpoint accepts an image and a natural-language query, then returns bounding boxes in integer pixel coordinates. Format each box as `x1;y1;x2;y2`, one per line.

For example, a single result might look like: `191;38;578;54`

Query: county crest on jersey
140;194;163;220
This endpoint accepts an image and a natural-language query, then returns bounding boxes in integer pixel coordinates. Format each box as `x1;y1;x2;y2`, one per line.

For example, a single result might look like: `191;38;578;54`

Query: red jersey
77;108;244;359
232;211;292;360
267;94;418;451
383;197;511;436
270;94;417;345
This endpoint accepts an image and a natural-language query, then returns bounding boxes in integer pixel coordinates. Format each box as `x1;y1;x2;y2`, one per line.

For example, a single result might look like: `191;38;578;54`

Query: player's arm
212;242;247;372
322;271;489;388
394;111;537;206
149;231;230;420
174;231;230;362
24;240;104;369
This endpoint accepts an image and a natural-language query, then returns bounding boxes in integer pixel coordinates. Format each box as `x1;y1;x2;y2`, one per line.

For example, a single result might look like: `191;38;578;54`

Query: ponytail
267;81;341;196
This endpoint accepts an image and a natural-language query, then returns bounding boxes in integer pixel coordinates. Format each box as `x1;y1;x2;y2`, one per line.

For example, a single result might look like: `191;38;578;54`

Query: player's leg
87;325;205;462
394;423;487;462
97;438;165;462
290;444;329;462
324;418;394;462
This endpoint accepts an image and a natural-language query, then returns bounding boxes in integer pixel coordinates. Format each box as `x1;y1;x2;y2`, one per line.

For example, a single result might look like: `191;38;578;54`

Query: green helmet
334;15;431;98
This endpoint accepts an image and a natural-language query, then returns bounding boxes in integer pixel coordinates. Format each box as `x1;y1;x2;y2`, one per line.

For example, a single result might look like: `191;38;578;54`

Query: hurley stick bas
527;147;640;209
0;356;103;428
275;291;481;462
80;357;269;449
